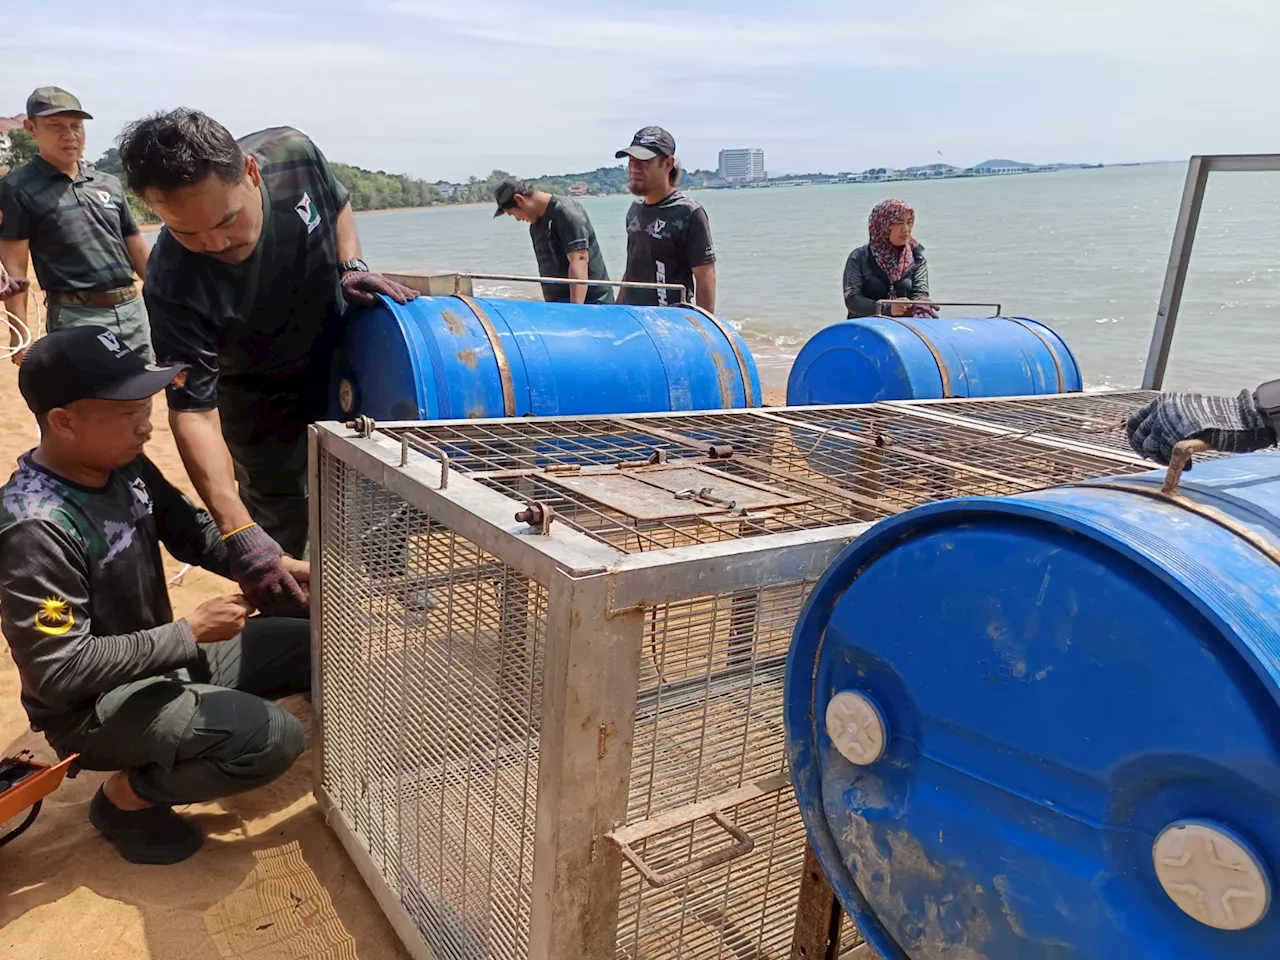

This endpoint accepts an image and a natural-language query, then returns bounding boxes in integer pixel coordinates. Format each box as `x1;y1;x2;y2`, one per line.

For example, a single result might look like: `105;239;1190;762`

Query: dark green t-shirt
620;190;715;307
143;127;350;444
0;157;139;292
529;196;613;304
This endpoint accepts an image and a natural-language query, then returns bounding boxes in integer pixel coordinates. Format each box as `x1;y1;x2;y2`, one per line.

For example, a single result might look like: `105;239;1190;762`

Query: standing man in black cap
615;126;717;312
0;87;153;363
493;178;613;304
0;326;311;864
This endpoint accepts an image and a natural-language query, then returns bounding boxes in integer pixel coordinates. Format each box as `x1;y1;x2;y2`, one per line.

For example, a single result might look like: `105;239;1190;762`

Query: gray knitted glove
1126;391;1276;465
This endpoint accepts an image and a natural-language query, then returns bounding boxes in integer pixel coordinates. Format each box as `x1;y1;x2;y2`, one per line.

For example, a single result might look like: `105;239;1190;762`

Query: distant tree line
3;128;720;227
444;165;723;204
328;162;443;211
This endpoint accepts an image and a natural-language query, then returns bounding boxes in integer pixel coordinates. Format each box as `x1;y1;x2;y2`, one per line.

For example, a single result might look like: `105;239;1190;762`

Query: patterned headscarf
868;199;916;284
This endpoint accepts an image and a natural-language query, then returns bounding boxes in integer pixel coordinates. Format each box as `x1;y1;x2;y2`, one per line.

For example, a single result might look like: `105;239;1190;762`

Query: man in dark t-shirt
493;178;613;304
117;110;417;609
614;126;717;311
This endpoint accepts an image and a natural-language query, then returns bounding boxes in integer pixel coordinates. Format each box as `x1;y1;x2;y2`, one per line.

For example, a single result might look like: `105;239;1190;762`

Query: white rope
166;564;193;587
1;291;42;360
1;306;33;361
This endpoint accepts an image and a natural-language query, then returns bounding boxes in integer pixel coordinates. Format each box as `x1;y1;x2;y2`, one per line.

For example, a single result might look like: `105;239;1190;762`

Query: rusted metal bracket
790;841;844;960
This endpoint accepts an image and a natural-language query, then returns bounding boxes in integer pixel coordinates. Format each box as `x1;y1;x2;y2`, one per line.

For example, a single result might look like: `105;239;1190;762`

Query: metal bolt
515;504;545;526
515;502;555;534
1152;821;1270;930
825;691;887;766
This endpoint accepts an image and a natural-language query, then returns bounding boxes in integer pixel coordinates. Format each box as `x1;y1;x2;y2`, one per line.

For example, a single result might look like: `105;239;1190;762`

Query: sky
4;1;1276;182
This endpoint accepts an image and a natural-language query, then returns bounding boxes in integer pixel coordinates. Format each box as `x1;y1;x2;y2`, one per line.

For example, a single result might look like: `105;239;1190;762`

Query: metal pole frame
1143;154;1280;390
307;420;878;960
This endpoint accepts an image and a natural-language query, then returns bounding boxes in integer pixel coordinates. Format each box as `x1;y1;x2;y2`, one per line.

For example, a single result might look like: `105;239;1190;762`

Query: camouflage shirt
0;454;229;747
619;190;715;307
144;127;351;445
0;156;140;292
530;196;613;304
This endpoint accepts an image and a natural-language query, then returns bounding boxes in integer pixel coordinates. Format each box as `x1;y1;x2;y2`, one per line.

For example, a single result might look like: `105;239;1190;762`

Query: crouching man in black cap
0;326;311;864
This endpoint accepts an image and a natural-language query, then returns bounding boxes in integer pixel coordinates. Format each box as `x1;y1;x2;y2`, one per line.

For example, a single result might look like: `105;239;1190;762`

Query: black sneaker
88;785;203;865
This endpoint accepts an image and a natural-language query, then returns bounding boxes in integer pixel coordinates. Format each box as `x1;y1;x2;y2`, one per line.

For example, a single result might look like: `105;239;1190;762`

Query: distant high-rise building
718;148;765;183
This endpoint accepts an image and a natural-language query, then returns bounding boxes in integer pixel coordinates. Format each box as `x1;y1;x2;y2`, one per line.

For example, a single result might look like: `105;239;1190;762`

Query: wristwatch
339;258;369;276
1254;377;1280;432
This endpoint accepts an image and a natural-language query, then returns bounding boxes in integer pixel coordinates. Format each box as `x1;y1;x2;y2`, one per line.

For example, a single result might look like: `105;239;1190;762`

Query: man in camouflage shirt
615;126;717;312
117;110;418;605
0;87;152;362
492;178;613;304
0;326;311;864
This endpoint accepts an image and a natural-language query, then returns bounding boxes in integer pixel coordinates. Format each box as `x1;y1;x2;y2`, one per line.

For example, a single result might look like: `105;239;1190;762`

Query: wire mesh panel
386;404;1142;554
616;580;863;958
892;390;1158;455
318;446;546;960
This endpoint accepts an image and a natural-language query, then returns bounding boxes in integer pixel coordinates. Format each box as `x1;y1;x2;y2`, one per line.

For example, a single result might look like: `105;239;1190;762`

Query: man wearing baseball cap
493;177;613;304
0;326;311;864
0;87;153;364
615;126;717;312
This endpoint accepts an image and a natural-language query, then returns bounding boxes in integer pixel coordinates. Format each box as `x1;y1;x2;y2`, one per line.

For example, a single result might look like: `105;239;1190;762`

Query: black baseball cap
616;126;676;161
26;86;92;120
493;177;533;217
19;326;186;415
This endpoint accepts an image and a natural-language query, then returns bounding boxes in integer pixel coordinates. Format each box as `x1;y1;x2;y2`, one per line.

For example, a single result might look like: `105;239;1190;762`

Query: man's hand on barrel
223;523;310;616
340;271;420;307
1126;391;1276;465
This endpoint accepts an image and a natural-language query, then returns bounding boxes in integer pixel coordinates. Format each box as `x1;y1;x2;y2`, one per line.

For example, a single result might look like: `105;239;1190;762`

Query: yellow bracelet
221;522;259;541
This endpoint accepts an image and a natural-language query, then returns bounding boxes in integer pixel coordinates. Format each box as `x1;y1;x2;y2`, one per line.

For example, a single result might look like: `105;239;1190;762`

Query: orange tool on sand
0;752;77;847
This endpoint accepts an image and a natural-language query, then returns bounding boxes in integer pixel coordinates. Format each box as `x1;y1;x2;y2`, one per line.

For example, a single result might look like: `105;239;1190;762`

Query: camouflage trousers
45;296;153;361
66;617;310;806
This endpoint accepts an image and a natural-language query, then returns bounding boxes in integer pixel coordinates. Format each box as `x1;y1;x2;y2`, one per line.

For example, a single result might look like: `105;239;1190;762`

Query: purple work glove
341;271;419;307
224;524;309;616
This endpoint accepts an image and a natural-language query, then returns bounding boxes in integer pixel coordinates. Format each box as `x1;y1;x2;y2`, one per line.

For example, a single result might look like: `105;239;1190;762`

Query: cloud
3;0;1276;179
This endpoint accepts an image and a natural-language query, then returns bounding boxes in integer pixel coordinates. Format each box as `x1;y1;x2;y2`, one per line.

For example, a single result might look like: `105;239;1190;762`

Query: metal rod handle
612;811;755;888
876;299;1002;315
454;272;688;300
1162;439;1210;496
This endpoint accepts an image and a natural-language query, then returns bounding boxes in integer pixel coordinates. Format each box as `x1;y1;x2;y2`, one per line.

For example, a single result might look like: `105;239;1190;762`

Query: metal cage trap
308;392;1165;960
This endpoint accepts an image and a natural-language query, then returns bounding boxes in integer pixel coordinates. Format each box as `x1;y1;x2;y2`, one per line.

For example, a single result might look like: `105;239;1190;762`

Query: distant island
2;118;1119;220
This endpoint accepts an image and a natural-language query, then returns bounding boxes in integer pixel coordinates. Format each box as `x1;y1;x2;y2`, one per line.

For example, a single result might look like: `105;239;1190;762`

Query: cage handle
605;775;787;888
875;299;1002;315
1162;439;1210;496
611;810;754;888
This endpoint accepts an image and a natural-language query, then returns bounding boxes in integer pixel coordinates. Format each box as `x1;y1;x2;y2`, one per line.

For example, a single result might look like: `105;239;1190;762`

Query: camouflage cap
26;86;92;120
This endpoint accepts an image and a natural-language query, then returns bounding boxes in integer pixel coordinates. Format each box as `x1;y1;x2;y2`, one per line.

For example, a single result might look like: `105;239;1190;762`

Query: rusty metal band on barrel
1004;316;1068;393
882;316;954;399
679;303;758;407
456;295;517;417
1067;481;1280;570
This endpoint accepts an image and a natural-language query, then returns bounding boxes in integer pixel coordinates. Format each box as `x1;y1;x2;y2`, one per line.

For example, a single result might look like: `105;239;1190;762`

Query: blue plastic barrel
330;295;761;420
786;452;1280;958
785;315;1081;405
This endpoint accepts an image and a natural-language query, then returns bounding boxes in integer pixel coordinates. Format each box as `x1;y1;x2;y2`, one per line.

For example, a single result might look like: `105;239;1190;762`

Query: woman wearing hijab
842;198;935;318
